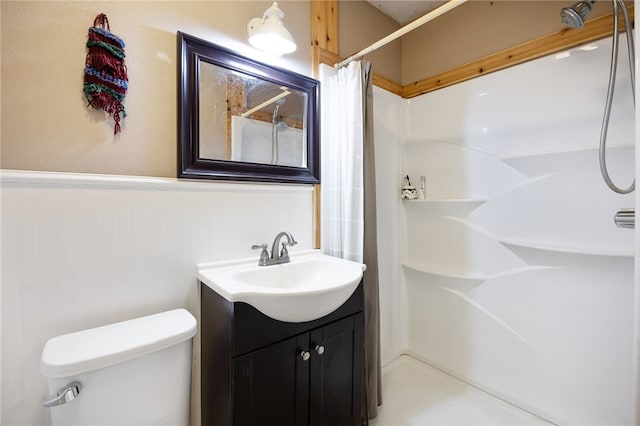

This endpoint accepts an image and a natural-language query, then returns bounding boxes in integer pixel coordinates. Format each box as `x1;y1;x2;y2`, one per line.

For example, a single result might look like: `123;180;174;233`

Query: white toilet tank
41;309;197;426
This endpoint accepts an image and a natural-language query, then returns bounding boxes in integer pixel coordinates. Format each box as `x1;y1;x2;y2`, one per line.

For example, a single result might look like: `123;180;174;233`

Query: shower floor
370;355;555;426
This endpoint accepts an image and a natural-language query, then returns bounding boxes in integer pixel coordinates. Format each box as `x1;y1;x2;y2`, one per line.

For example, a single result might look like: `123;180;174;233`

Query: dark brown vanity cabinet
201;282;364;426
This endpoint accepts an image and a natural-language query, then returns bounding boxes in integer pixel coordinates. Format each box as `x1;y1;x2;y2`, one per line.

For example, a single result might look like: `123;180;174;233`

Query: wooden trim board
403;6;634;98
314;46;404;96
311;7;630;99
311;1;339;54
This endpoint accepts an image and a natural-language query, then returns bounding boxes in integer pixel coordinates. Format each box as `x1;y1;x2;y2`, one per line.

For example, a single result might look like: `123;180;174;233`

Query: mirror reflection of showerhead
561;0;596;28
272;98;286;123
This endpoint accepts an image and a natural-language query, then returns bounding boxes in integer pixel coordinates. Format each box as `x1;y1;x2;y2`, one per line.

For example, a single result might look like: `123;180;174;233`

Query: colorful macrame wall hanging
83;13;128;134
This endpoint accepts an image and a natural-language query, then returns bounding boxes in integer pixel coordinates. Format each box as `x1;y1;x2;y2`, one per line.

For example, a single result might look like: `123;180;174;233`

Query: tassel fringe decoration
83;13;128;134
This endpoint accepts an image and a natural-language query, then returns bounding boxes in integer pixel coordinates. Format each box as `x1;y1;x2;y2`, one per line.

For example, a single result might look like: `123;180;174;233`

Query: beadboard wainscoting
1;170;314;425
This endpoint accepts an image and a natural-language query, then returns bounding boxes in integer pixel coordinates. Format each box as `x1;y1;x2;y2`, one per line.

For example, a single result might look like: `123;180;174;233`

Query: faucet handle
280;243;289;259
279;236;297;258
280;241;296;258
251;244;269;266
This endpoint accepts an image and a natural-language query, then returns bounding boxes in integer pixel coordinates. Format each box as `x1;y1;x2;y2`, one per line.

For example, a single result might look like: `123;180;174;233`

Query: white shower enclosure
231;116;305;167
375;35;636;425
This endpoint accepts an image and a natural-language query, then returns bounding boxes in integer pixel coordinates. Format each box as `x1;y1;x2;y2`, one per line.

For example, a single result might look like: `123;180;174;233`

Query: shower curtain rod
335;0;467;69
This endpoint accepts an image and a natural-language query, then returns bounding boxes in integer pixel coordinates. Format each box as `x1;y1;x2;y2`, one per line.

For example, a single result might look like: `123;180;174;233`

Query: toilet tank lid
41;309;197;378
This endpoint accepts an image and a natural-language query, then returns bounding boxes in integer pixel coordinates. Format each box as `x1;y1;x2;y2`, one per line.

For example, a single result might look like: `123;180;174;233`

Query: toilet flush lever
43;381;82;407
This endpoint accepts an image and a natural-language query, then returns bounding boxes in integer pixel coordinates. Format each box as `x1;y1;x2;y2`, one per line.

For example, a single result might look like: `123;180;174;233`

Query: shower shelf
402;198;487;215
403;198;487;204
500;238;634;258
401;260;488;288
402;261;555;289
501;145;635;177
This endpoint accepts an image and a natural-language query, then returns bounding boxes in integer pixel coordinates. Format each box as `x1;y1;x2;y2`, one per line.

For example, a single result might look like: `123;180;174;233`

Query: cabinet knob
315;345;325;355
300;350;311;361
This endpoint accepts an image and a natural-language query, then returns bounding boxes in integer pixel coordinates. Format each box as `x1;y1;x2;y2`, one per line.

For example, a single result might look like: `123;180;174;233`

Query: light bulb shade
247;2;297;55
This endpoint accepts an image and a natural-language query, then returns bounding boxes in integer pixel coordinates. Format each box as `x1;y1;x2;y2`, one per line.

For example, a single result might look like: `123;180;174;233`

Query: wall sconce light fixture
247;2;297;55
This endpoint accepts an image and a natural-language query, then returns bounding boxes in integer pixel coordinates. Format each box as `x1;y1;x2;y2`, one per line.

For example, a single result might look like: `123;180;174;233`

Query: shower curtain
320;60;381;421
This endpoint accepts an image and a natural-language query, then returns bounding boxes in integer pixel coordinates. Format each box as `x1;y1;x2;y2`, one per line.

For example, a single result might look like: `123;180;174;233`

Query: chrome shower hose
599;0;635;194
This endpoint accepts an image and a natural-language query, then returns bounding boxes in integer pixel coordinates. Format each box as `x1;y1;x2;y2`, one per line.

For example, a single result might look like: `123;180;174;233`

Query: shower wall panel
372;86;407;365
400;37;635;425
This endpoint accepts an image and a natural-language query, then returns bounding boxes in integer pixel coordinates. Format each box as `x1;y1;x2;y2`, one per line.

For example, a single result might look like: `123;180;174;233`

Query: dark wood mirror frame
178;32;320;184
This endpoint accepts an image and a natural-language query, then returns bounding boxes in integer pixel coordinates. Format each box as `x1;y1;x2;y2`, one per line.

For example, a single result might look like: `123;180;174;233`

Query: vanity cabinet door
231;314;364;426
233;334;310;426
309;313;364;426
201;281;365;426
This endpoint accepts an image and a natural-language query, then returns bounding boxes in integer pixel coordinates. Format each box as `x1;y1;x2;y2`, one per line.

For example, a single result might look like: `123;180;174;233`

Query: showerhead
561;0;597;28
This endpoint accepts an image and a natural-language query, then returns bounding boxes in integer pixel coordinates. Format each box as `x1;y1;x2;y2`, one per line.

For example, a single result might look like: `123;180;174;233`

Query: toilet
40;308;197;426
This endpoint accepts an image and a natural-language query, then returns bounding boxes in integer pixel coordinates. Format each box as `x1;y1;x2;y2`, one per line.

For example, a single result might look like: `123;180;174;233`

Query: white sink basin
197;250;366;322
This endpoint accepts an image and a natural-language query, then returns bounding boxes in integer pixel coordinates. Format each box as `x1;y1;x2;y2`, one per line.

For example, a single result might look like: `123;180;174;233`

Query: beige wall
339;0;402;83
337;1;625;87
1;1;311;177
401;0;617;85
4;1;624;177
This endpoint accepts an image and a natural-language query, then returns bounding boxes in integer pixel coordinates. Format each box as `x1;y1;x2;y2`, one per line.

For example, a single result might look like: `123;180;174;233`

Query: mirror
178;32;320;184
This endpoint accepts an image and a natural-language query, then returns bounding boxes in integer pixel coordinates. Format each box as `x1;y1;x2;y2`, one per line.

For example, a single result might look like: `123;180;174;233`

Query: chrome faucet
252;231;297;266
